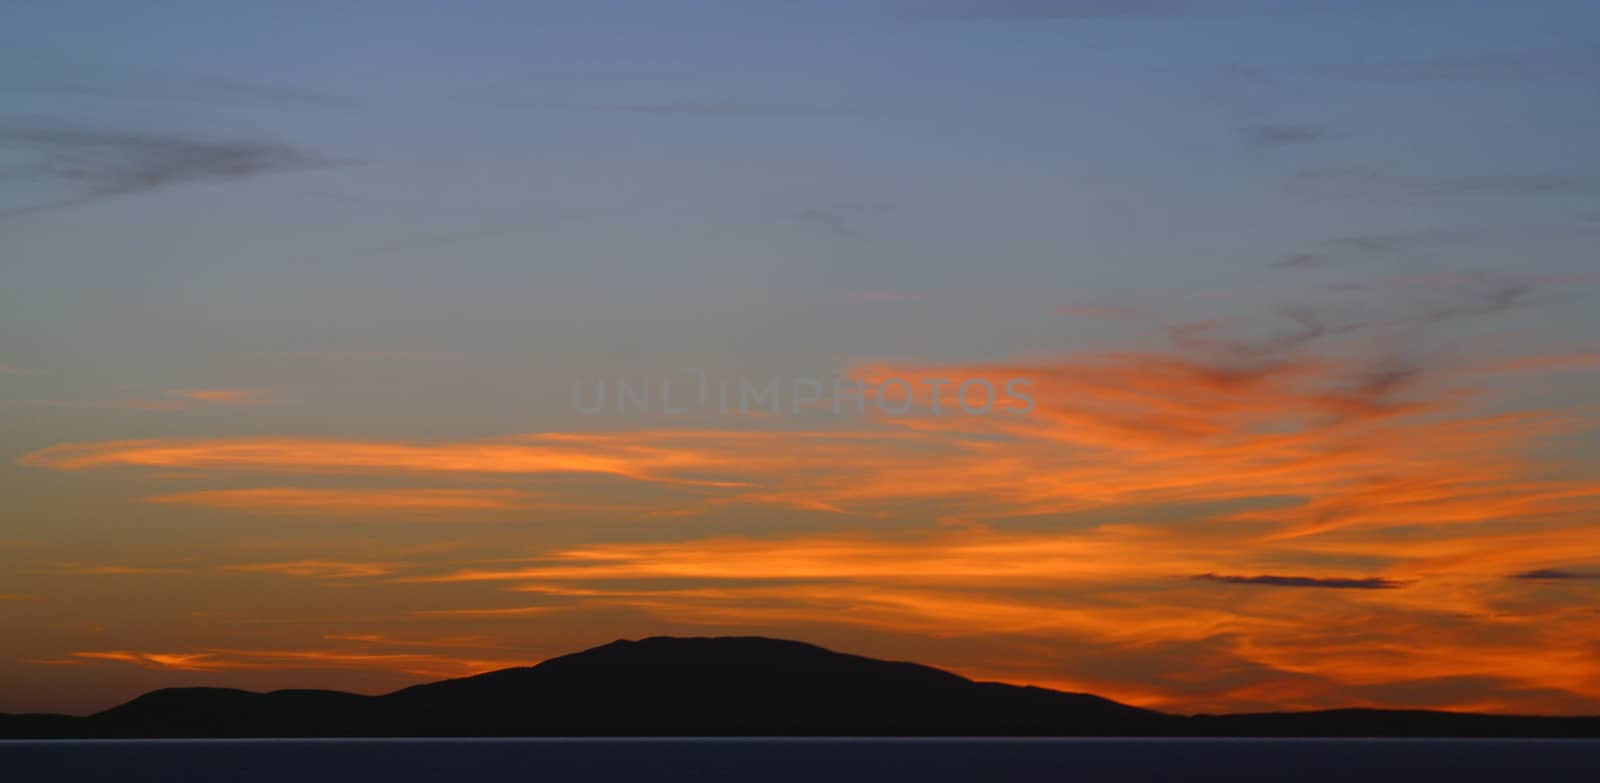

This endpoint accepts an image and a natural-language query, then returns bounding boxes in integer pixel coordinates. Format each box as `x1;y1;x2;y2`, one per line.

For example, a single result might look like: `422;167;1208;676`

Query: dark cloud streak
1511;568;1600;581
0;127;333;219
1194;573;1404;589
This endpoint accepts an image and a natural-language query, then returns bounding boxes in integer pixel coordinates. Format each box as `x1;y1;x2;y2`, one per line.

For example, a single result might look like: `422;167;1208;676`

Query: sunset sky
4;0;1600;717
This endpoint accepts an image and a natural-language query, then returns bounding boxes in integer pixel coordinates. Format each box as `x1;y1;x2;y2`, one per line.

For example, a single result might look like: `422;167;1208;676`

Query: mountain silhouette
3;636;1597;738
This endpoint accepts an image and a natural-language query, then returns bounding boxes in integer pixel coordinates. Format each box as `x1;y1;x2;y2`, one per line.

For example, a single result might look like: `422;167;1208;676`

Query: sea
3;738;1598;782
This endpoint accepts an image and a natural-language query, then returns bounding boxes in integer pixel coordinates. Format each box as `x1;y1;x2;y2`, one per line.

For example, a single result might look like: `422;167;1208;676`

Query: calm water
3;738;1599;782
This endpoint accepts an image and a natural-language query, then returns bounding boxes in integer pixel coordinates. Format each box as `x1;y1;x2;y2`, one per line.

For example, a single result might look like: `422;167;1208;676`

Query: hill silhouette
3;636;1597;738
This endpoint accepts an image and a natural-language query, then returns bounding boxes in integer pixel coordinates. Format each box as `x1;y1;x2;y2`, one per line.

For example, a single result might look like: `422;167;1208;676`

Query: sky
3;0;1600;716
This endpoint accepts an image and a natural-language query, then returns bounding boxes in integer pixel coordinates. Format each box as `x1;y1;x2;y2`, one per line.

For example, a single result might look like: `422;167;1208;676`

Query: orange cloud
21;435;758;487
17;335;1600;714
73;651;224;671
25;342;1595;538
393;512;1600;713
408;527;1231;586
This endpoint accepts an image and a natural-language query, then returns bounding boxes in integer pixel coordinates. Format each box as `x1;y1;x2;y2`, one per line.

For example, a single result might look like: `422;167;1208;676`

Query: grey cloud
792;204;889;241
1272;229;1478;269
1272;253;1332;270
185;77;353;109
1235;307;1363;354
912;0;1348;19
0;61;353;109
1164;313;1431;425
1419;175;1600;196
1240;125;1327;149
0;126;333;218
1165;310;1350;360
1416;271;1532;322
574;101;853;117
1314;46;1600;83
1288;167;1600;200
1324;230;1477;253
1169;271;1535;365
1194;572;1404;589
1285;167;1402;198
918;0;1203;18
1276;223;1600;270
1331;271;1534;328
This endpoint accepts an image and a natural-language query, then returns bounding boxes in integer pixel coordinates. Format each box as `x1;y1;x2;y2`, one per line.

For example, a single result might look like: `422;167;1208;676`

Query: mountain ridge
4;636;1598;738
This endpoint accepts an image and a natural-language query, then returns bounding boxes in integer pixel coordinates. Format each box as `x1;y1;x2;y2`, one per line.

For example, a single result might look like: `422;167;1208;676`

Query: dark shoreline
5;738;1600;783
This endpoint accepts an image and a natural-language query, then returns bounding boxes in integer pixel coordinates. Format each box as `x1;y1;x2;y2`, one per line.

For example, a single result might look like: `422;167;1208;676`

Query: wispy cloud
569;101;852;117
792;204;888;241
1312;46;1600;84
5;387;273;412
1169;271;1534;357
1420;176;1600;196
405;527;1221;587
224;561;399;579
176;389;266;404
12;398;188;412
151;488;538;517
1054;302;1145;320
911;0;1340;20
23;435;756;487
1478;353;1600;375
916;0;1200;19
320;633;504;649
410;606;555;618
1288;167;1600;200
0;59;354;109
1273;230;1476;269
68;647;527;679
46;565;173;576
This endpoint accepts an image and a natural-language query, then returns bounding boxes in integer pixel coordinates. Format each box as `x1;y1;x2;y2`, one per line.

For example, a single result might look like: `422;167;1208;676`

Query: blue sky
5;1;1598;381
